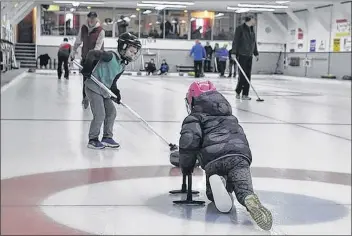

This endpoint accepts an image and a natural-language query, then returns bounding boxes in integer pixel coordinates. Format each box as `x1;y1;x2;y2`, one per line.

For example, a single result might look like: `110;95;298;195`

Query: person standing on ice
189;39;206;78
57;37;71;80
175;80;272;231
80;33;141;149
231;15;259;100
71;11;105;109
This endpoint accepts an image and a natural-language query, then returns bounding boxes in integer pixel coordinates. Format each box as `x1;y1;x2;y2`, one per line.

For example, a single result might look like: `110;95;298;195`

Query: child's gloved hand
111;89;121;104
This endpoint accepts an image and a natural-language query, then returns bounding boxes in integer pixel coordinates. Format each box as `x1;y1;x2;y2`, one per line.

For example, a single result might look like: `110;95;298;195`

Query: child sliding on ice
81;32;141;149
177;80;273;230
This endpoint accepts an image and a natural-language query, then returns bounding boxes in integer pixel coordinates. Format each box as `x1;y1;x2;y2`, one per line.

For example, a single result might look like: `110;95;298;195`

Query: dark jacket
232;23;259;57
179;90;252;171
204;45;213;58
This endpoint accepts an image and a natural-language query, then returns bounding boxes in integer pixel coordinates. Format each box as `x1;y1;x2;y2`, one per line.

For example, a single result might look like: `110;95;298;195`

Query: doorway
17;10;34;43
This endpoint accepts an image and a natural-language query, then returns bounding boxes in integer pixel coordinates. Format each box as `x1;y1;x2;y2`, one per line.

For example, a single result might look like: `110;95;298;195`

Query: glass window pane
213;12;235;40
72;7;114;37
40;5;66;36
163;9;188;39
140;9;163;38
114;8;139;37
190;11;213;40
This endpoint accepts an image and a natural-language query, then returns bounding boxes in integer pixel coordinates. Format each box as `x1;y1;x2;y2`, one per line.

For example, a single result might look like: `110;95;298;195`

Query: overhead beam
264;12;288;34
307;6;330;32
10;1;36;25
285;9;307;31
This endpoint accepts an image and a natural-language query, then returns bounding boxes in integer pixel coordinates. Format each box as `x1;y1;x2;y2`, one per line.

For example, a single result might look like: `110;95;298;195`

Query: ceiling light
227;6;275;12
137;3;187;8
143;10;152;14
275;1;290;3
53;1;104;5
237;3;288;9
215;13;224;17
155;6;166;10
184;9;188;13
141;1;194;5
72;2;80;7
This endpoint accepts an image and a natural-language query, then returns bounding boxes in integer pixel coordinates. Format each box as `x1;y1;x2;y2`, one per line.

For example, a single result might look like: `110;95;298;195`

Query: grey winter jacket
232;23;259;57
179;90;252;171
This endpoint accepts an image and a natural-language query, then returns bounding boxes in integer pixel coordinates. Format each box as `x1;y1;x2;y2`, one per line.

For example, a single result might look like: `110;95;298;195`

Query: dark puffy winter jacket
179;90;252;171
232;23;259;57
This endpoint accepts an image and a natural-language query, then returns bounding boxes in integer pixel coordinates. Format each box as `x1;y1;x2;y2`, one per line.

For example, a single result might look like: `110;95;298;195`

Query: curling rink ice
1;71;351;235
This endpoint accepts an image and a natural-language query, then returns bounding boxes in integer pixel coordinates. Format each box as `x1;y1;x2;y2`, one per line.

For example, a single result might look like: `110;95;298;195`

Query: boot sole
245;196;273;231
87;144;105;149
101;142;120;148
209;175;233;213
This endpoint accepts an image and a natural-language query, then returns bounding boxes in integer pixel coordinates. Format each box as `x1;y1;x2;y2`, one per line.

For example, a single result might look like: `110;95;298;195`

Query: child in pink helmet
178;80;272;231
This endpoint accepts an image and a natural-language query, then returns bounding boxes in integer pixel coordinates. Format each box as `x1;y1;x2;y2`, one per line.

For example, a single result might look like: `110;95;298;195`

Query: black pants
235;55;253;96
204;58;211;72
228;60;237;77
205;155;254;206
218;61;226;76
81;58;89;99
57;56;69;79
194;60;202;78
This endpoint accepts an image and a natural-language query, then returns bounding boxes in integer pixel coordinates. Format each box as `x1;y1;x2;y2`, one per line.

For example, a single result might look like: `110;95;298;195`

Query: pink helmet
185;80;216;114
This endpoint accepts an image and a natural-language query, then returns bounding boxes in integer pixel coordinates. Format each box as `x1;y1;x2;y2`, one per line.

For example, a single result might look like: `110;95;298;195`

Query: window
75;6;114;37
163;9;189;40
40;5;66;36
213;12;235;40
140;9;163;38
114;8;139;37
190;11;213;40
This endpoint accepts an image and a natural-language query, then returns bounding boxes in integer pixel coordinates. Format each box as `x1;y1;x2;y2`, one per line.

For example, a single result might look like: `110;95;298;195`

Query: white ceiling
95;0;336;12
1;0;339;16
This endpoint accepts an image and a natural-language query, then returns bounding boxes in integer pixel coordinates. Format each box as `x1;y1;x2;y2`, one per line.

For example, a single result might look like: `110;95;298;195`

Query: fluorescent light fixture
143;10;152;14
227;6;275;12
72;2;80;7
137;3;187;8
155;6;166;10
275;1;290;3
141;1;194;5
53;1;104;5
237;3;288;9
215;13;224;17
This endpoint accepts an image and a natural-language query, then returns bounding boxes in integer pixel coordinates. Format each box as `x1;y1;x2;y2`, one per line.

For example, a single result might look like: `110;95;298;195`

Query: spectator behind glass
158;59;169;75
145;58;157;75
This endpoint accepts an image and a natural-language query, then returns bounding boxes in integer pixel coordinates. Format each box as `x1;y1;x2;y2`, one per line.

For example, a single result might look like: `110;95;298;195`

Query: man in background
57;37;71;80
190;39;206;78
227;47;237;78
71;11;105;109
231;15;259;100
204;42;213;72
